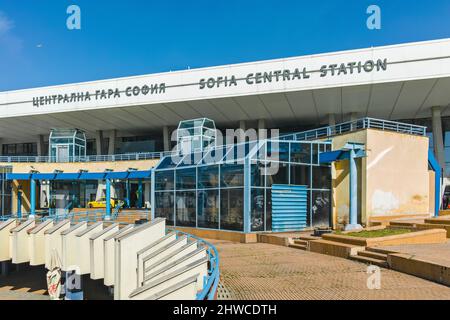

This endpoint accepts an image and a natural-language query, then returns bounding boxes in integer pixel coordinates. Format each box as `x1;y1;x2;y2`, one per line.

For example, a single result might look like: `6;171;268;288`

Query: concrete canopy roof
0;38;450;143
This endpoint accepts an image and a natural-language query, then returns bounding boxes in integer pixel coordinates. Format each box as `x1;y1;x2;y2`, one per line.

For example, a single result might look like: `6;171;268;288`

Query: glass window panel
176;168;196;190
266;189;272;231
312;144;318;164
250;163;265;187
176;191;196;227
220;164;244;187
198;165;219;189
291;143;311;163
220;188;244;231
311;190;331;227
266;141;289;162
197;189;219;229
290;164;310;186
251;188;265;231
155;171;174;191
266;162;289;187
155;192;174;226
312;166;331;189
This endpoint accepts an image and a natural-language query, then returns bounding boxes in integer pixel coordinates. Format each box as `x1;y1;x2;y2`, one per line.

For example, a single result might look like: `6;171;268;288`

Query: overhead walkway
0;216;219;300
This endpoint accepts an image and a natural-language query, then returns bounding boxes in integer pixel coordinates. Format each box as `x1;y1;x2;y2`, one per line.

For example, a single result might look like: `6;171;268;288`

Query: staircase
288;235;320;250
349;247;389;267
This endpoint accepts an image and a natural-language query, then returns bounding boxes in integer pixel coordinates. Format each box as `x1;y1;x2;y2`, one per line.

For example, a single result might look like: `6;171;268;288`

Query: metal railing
168;228;220;300
0;151;175;164
280;117;427;142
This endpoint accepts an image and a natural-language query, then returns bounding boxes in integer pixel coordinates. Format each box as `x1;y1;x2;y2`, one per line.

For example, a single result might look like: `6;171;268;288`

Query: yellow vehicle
87;197;122;208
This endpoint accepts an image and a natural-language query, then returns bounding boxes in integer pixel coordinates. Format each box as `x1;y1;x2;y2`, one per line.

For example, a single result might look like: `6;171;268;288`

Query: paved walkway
212;240;450;300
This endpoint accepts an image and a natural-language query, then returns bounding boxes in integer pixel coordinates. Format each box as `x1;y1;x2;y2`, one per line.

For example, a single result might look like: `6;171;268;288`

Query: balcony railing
0;151;175;163
280;117;427;141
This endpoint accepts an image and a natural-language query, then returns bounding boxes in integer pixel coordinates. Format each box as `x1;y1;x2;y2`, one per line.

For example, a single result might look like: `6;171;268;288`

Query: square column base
344;224;363;231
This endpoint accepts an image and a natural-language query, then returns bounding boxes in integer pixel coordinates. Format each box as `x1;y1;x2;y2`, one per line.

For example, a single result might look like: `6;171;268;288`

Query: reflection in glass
220;188;244;231
220;164;244;187
155;191;174;225
155;170;174;191
197;190;219;229
251;188;264;231
198;165;219;189
176;191;196;227
176;168;196;190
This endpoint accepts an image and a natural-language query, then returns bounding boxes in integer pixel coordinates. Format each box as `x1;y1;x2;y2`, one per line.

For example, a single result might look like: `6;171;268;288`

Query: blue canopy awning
33;173;57;180
127;170;152;179
79;172;106;180
6;173;31;180
6;170;152;181
54;173;81;180
105;172;129;179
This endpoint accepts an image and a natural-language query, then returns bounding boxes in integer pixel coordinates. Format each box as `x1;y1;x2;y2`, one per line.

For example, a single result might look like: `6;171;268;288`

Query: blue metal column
30;178;36;218
243;157;251;233
105;178;111;219
125;180;130;208
137;179;143;208
345;148;362;230
17;190;22;218
151;170;155;220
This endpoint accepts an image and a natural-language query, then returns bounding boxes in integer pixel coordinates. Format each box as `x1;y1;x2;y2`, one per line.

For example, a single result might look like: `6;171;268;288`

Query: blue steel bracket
428;149;441;216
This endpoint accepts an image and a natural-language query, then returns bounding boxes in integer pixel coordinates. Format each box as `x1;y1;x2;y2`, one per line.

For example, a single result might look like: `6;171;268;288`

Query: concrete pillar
432;106;445;169
108;130;116;155
95;131;103;156
163;126;170;152
349;112;358;121
328;113;336;127
257;119;266;140
238;120;247;142
36;135;45;157
144;182;150;209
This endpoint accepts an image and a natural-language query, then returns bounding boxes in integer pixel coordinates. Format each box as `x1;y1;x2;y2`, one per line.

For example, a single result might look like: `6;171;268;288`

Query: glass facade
153;139;332;232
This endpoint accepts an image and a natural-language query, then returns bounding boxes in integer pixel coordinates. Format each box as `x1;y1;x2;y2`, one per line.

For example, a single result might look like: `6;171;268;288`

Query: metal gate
271;185;307;232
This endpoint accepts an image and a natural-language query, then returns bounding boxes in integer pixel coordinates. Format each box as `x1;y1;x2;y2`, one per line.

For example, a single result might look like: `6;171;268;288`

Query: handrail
0;151;175;164
168;228;220;300
280;117;427;142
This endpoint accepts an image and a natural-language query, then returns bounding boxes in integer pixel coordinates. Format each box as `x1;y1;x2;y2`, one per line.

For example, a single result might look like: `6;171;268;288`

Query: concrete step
357;250;387;261
296;235;321;241
289;243;307;250
293;239;308;246
365;247;397;255
349;254;388;268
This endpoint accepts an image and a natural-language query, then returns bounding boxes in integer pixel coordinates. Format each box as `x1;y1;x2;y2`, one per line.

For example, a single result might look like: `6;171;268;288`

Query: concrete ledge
415;223;450;237
172;227;258;243
322;229;447;247
257;234;289;247
388;253;450;286
424;218;450;225
309;239;364;258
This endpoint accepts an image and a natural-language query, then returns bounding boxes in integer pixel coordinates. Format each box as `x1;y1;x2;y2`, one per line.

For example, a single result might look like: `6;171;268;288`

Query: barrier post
30;178;36;218
105;178;111;220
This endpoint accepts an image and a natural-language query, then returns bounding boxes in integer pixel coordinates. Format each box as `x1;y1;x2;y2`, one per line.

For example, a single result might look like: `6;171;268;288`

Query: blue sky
0;0;449;91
